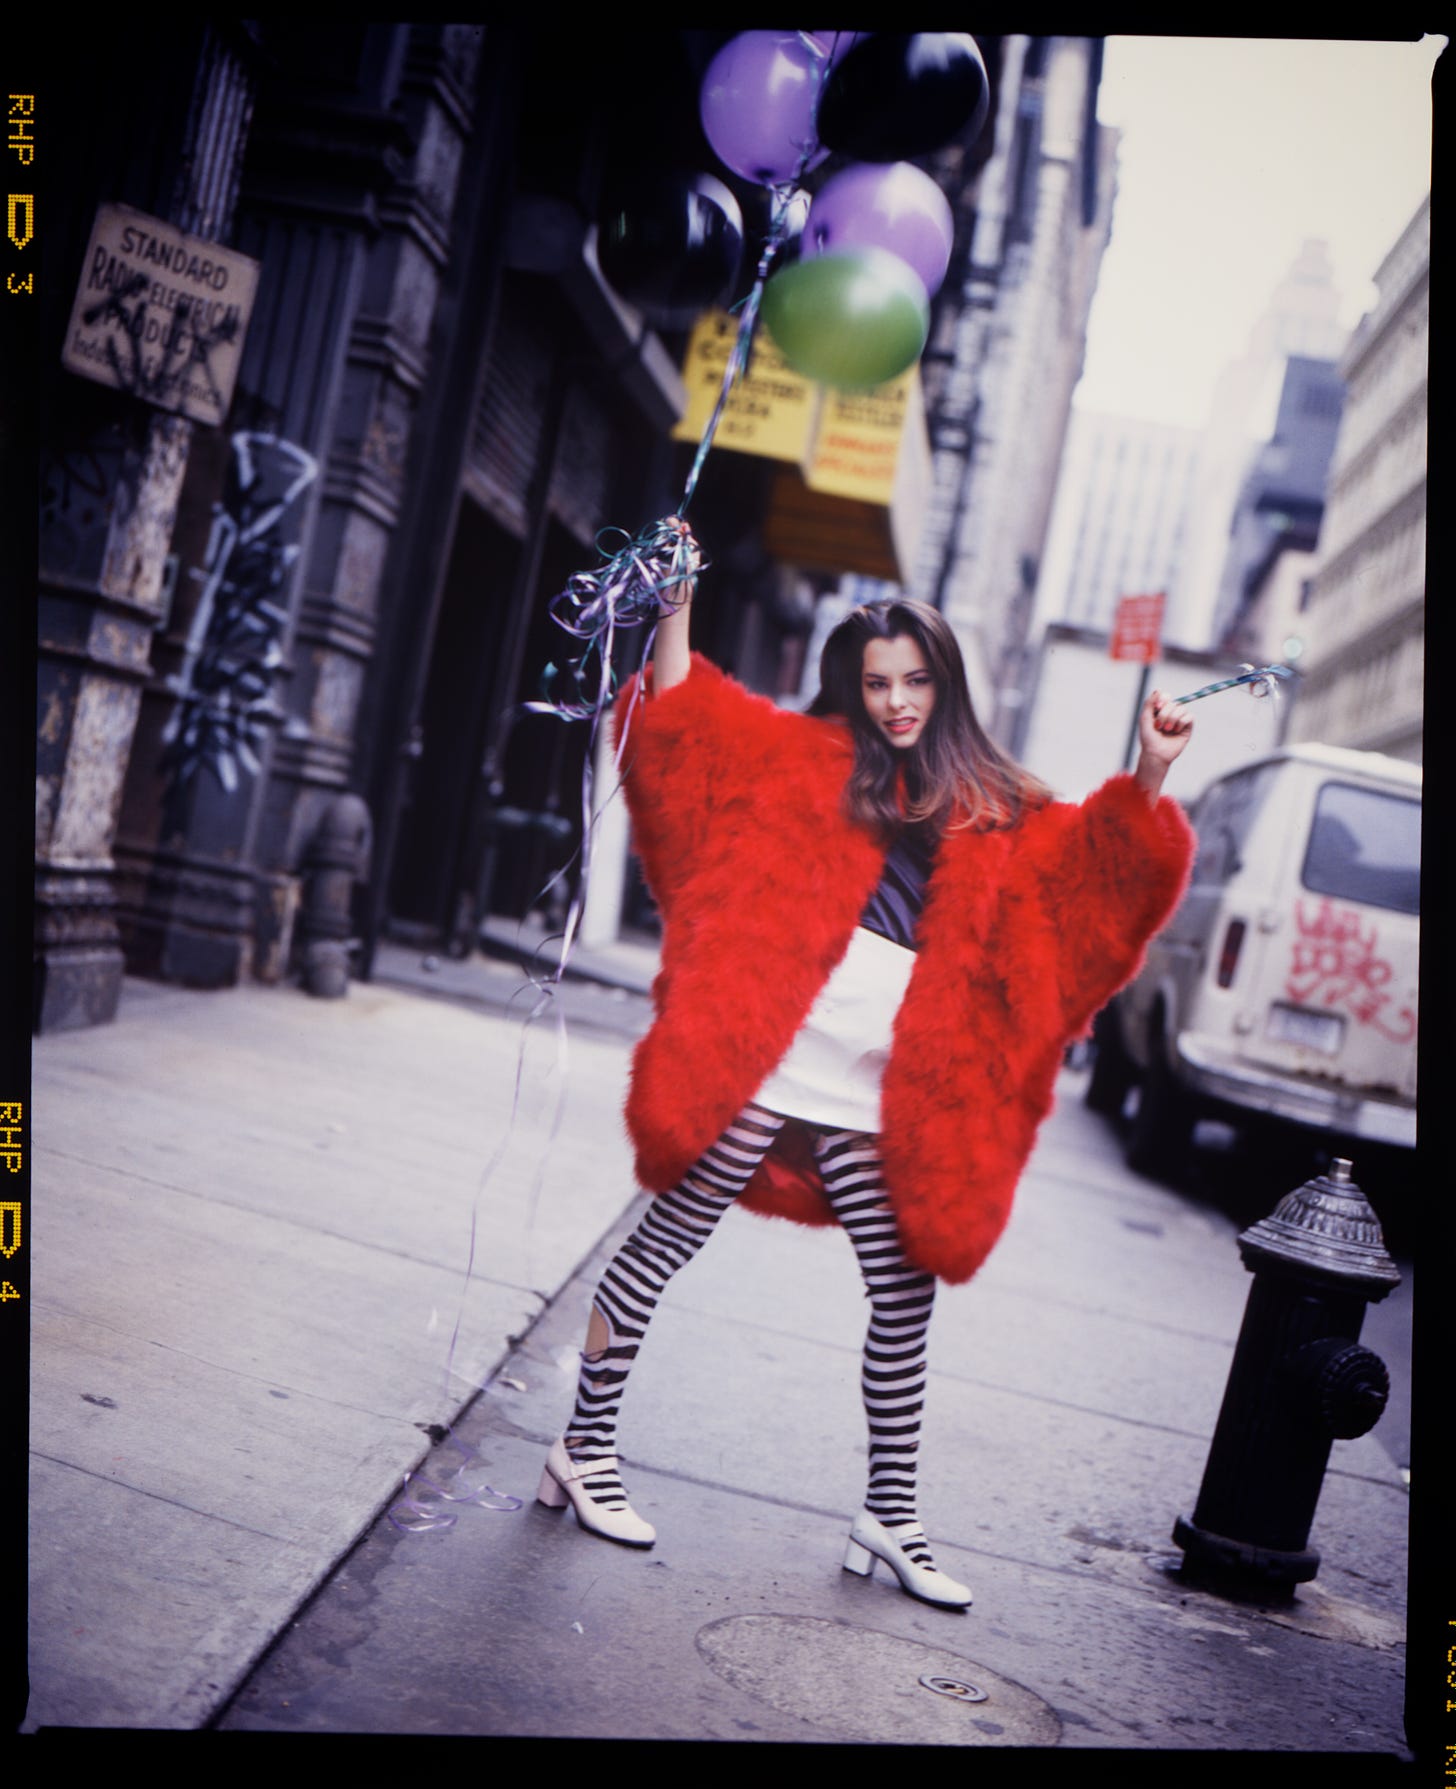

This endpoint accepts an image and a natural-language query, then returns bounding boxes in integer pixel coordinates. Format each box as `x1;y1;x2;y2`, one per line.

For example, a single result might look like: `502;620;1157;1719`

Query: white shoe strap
560;1449;619;1485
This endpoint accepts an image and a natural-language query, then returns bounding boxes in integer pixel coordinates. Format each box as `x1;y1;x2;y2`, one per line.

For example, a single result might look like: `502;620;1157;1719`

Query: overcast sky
1073;34;1444;429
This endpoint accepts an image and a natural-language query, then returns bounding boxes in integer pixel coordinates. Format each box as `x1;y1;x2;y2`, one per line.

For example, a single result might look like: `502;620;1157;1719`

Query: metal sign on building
1110;591;1166;663
61;202;260;427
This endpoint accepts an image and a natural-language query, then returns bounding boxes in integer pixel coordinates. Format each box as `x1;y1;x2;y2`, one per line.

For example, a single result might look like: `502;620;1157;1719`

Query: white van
1087;744;1421;1179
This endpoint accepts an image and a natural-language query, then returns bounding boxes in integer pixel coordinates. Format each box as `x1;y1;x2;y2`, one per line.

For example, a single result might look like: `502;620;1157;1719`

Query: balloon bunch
697;29;990;391
542;32;992;729
596;30;990;399
1172;664;1294;705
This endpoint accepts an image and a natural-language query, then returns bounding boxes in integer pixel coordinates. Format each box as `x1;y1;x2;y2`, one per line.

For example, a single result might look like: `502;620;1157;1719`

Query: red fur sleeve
1030;773;1195;1037
612;652;794;917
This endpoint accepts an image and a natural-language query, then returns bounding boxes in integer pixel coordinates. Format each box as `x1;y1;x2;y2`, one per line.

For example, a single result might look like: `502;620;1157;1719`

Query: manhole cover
696;1615;1061;1746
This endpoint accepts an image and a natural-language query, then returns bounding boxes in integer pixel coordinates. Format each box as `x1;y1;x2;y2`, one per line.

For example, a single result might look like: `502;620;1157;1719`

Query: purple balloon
699;31;830;186
804;161;954;298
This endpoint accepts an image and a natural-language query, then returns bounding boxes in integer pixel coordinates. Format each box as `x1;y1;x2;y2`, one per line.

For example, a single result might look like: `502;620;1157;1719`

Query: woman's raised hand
1133;690;1193;797
652;517;698;693
657;516;700;616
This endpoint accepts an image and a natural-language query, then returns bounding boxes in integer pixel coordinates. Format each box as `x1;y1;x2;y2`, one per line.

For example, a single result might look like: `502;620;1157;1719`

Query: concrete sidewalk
24;952;1414;1751
26;957;648;1732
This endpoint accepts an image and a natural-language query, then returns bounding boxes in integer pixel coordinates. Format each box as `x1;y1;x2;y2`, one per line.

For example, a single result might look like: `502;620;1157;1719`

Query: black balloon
596;171;744;326
815;33;990;163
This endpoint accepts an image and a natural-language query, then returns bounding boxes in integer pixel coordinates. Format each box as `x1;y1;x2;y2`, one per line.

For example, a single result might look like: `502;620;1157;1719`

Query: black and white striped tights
564;1102;942;1568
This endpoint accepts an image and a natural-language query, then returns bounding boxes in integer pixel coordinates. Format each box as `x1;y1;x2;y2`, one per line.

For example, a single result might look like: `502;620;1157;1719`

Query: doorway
387;496;520;938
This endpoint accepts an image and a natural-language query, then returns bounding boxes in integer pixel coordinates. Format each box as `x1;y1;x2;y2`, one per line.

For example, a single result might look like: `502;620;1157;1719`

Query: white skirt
751;926;917;1133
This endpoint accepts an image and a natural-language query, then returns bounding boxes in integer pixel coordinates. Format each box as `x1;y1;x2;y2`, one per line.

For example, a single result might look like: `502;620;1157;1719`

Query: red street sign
1110;592;1165;663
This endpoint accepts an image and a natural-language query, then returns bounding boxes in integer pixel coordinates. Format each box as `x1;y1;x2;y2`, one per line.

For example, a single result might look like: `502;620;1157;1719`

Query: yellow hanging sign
804;371;921;506
671;310;822;465
673;309;923;517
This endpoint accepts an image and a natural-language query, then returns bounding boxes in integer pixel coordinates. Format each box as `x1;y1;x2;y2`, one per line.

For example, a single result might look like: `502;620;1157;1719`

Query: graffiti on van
1286;898;1416;1044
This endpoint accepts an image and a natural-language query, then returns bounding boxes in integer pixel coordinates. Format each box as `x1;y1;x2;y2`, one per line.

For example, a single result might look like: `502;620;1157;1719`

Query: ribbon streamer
1173;663;1293;705
525;516;703;724
389;606;659;1543
386;41;845;1539
676;178;810;519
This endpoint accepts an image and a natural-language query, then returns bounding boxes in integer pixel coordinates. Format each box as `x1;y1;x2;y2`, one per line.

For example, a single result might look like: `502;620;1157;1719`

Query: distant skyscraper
1210;354;1345;652
1032;408;1200;638
1167;239;1349;649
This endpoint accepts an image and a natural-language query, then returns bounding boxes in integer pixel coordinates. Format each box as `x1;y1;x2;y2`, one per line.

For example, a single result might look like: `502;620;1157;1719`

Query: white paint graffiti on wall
162;431;318;795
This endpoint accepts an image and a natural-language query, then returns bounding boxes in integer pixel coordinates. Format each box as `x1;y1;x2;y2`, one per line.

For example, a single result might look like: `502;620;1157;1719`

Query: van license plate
1266;1004;1344;1054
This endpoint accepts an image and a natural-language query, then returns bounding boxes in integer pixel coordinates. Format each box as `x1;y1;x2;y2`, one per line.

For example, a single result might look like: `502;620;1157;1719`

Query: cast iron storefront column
112;25;486;994
35;25;256;1030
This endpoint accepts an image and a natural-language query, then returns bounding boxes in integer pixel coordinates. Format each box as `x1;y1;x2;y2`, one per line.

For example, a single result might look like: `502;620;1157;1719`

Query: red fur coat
617;654;1194;1284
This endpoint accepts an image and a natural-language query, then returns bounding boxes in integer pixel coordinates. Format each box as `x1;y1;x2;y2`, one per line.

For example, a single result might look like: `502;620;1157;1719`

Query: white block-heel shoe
536;1437;656;1549
842;1509;972;1609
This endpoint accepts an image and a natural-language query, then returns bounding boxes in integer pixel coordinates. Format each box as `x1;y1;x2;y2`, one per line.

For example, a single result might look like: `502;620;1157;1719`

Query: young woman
537;551;1195;1610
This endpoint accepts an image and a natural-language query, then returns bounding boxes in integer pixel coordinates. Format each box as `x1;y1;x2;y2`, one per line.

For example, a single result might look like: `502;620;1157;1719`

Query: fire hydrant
298;793;373;998
1173;1157;1400;1588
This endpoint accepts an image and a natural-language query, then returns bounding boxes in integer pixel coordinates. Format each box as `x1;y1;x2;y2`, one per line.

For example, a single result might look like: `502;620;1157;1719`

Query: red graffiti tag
1286;898;1416;1044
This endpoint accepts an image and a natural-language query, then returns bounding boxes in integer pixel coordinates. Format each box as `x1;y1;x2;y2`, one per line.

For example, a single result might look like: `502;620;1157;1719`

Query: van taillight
1216;919;1246;988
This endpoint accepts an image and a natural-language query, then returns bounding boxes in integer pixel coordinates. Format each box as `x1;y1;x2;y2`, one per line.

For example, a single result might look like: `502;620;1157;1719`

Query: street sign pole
1123;661;1155;771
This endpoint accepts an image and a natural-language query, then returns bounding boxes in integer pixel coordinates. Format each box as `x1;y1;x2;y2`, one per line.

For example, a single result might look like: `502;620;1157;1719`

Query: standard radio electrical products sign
62;201;260;426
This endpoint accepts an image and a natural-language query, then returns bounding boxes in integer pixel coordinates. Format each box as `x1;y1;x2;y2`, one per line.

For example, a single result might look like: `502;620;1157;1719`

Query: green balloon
761;247;929;389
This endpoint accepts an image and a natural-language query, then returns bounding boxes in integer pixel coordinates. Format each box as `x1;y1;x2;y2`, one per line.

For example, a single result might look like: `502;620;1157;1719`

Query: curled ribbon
387;1432;524;1535
1173;663;1293;705
525;516;703;724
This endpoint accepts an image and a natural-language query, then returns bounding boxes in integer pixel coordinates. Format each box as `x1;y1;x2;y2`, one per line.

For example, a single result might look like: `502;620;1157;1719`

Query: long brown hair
808;598;1053;838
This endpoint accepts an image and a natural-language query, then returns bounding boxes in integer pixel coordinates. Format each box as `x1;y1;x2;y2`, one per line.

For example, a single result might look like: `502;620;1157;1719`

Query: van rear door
1246;776;1420;1104
1172;761;1289;1043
